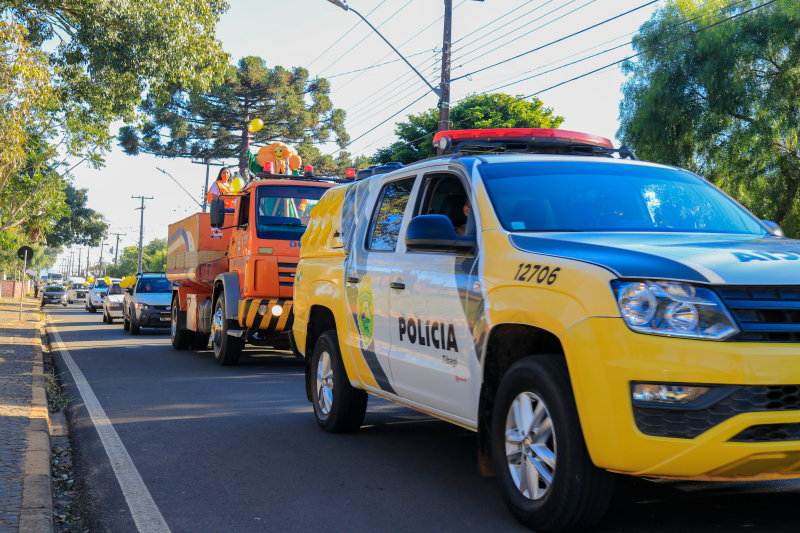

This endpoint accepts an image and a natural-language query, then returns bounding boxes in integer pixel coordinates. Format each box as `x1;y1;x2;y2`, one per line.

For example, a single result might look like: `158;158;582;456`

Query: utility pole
99;242;108;276
86;247;90;277
110;233;125;267
132;196;154;273
437;0;453;152
76;249;81;279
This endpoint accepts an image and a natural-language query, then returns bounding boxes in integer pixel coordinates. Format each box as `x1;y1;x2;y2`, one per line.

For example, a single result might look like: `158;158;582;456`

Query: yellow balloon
119;276;136;288
250;119;264;132
104;276;111;286
87;275;95;284
230;176;245;192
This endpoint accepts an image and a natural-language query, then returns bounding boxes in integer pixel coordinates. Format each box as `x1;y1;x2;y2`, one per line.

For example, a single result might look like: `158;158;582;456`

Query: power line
377;0;778;158
451;0;542;46
318;0;418;77
451;0;659;81
306;0;390;69
330;0;469;92
331;92;430;156
450;0;588;65
458;0;748;97
447;0;559;61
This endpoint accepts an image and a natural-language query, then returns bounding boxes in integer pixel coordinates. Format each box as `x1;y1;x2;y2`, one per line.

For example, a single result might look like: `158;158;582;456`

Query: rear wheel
171;300;193;350
311;331;368;433
491;356;613;533
211;292;243;366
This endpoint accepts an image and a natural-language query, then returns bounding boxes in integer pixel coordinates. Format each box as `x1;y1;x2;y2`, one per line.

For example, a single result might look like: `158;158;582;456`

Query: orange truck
166;172;339;365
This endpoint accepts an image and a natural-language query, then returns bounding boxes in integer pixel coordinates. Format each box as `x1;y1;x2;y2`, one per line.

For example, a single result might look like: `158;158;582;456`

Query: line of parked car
43;272;182;338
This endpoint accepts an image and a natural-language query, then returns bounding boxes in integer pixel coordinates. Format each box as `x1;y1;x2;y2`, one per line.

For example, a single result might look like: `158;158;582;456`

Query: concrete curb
18;322;55;533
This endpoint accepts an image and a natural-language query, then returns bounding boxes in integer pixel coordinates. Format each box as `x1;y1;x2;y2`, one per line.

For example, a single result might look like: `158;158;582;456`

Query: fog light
271;305;283;316
258;304;268;315
632;383;709;404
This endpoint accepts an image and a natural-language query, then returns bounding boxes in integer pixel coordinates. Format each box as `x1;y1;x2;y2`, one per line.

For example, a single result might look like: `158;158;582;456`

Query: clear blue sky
60;0;668;269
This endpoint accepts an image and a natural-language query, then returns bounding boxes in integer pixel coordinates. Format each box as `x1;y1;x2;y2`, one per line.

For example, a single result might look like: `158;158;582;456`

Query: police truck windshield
479;162;765;235
256;186;325;240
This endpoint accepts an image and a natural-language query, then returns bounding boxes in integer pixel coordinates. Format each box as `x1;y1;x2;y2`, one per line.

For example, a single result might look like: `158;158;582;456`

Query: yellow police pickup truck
292;128;800;532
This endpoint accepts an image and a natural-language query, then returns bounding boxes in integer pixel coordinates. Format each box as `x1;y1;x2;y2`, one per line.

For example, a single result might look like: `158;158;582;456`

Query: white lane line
48;318;171;533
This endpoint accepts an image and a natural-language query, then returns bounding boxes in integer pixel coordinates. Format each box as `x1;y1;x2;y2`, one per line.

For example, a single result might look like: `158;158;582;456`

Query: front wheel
102;311;107;323
88;303;96;313
123;314;130;331
211;292;243;366
129;309;140;335
491;356;613;533
311;331;368;433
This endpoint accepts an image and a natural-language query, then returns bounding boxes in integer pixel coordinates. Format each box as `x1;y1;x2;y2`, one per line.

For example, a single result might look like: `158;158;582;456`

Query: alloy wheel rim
316;351;334;416
211;308;224;353
505;392;557;501
171;308;177;338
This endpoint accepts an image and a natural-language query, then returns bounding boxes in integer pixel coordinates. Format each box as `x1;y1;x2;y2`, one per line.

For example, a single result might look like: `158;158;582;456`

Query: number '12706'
513;264;560;285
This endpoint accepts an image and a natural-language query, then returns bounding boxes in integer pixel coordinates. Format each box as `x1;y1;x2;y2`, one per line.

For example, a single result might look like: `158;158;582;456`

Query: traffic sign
17;246;33;262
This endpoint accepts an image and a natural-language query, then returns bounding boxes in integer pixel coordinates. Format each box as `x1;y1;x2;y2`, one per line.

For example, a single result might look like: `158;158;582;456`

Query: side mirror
405;215;475;254
762;220;784;237
209;198;226;228
125;287;133;295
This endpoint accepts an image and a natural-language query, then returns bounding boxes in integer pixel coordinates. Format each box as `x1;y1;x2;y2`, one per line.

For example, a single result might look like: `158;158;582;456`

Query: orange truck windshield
256;186;326;240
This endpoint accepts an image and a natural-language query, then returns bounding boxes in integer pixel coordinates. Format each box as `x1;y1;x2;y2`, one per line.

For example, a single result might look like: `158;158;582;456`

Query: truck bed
166;212;231;291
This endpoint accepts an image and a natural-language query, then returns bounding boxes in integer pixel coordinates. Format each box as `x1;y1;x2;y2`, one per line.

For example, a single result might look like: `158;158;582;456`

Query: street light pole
326;0;440;100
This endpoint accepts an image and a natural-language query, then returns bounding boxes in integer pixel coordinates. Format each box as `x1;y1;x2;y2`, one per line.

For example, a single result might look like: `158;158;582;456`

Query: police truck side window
368;178;415;251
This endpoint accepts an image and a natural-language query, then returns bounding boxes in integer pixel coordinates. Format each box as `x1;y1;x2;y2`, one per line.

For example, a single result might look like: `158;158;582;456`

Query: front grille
730;423;800;442
153;305;170;311
634;385;800;439
716;286;800;342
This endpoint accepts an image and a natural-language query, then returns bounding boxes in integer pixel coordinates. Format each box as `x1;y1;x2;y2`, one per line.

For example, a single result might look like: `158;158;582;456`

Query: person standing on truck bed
207;167;235;208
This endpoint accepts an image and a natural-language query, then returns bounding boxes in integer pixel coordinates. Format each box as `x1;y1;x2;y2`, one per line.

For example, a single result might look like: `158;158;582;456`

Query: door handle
346;276;359;284
390;282;405;290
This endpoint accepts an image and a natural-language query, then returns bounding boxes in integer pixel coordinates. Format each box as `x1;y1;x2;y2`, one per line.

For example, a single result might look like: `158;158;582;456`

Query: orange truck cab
166;173;339;365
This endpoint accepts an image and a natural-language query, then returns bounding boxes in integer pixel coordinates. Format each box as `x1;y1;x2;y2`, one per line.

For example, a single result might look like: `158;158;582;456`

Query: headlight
134;303;150;310
610;280;739;340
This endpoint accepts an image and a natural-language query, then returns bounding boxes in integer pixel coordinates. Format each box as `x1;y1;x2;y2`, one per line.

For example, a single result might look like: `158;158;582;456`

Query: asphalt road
45;304;800;533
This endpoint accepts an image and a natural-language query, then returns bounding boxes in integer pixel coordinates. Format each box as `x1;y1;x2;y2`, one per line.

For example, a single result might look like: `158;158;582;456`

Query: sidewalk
0;296;54;533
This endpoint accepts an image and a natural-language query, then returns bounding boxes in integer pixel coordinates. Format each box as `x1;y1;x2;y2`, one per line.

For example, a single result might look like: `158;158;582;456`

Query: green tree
372;93;565;165
6;0;229;123
118;56;349;176
143;238;167;272
29;243;60;274
46;182;108;247
106;246;140;278
618;0;800;237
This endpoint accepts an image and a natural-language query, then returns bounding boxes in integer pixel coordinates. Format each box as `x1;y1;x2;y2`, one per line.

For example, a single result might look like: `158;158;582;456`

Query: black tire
102;311;107;323
491;356;614;533
191;333;210;350
106;312;114;325
211;292;243;366
88;303;96;313
129;309;140;335
123;314;130;331
171;300;193;350
311;330;368;433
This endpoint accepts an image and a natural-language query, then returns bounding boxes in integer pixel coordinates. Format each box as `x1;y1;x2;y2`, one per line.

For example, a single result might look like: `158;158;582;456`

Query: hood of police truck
509;232;800;285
